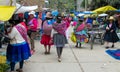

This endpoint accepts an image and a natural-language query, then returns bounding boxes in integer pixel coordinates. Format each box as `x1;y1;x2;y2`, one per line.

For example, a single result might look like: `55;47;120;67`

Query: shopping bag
70;32;76;43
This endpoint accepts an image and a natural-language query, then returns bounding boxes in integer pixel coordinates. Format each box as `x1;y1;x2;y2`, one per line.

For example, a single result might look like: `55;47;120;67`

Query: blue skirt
6;42;31;62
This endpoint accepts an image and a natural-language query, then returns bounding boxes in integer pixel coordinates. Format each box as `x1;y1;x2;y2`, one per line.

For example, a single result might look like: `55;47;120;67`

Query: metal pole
85;0;86;11
10;0;13;6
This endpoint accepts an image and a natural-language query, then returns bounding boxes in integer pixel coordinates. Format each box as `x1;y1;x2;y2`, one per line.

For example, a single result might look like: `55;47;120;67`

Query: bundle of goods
0;52;10;72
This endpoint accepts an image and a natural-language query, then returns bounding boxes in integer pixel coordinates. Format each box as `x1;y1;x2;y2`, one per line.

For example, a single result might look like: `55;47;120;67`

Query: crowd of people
4;11;71;72
0;10;120;72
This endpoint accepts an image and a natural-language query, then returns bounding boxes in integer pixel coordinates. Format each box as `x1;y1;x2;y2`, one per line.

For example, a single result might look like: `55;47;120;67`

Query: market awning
98;13;108;17
0;6;16;21
15;3;38;14
93;5;117;13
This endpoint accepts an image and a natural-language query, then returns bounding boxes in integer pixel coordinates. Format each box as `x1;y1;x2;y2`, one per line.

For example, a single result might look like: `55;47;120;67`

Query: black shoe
44;52;48;55
105;46;109;49
75;45;78;48
47;52;50;54
111;45;114;48
16;69;23;72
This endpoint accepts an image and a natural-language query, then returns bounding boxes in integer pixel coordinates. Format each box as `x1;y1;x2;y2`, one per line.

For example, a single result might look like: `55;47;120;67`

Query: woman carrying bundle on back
40;11;54;54
74;17;88;48
51;14;68;62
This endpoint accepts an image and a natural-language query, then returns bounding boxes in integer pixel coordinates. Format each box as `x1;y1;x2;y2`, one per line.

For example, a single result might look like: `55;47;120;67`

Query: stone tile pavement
1;39;120;72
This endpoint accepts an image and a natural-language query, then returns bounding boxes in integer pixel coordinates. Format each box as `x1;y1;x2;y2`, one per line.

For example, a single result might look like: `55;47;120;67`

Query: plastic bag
70;32;76;43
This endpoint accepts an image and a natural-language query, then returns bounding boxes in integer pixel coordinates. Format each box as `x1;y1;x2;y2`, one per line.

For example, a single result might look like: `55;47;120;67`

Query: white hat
29;11;36;17
109;16;114;20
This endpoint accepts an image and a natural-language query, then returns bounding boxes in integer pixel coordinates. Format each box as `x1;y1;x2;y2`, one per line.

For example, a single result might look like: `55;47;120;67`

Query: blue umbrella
116;10;120;12
74;11;79;16
83;11;95;14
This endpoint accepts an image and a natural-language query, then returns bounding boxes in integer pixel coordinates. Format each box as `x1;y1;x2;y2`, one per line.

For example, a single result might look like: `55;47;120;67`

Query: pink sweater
29;18;38;31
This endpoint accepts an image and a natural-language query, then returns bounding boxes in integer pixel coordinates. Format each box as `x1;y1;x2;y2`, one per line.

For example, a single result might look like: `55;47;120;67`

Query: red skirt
40;34;53;45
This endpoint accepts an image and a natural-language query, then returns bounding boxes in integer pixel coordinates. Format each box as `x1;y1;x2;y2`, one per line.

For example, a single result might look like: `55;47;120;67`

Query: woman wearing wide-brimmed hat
27;11;38;54
103;16;119;49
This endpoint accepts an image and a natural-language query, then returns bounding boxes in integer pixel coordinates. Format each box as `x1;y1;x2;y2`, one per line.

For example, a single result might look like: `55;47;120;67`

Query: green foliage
81;0;120;10
89;0;120;10
49;0;75;12
0;63;10;72
81;0;88;8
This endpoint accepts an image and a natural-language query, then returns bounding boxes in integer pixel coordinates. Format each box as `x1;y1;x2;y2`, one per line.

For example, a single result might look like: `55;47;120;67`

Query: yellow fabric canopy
93;5;117;13
0;6;16;21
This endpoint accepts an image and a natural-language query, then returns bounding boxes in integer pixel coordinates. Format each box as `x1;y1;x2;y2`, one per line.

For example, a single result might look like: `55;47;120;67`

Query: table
87;31;105;50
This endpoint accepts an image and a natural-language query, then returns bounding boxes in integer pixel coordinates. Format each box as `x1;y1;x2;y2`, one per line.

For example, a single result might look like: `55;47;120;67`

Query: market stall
0;0;38;71
93;5;117;14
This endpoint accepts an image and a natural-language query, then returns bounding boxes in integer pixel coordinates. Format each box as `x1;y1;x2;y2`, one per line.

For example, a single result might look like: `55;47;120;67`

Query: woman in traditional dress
7;15;31;72
51;14;68;62
74;17;88;48
104;16;119;49
27;11;38;54
40;12;53;54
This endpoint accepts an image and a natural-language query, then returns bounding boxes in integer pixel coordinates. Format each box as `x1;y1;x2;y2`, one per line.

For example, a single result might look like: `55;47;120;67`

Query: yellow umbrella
0;6;16;21
93;5;117;13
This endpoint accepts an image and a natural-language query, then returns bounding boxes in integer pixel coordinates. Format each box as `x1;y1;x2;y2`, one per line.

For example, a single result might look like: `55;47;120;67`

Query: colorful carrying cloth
106;49;120;60
42;20;53;35
76;22;85;32
53;21;67;35
15;24;28;43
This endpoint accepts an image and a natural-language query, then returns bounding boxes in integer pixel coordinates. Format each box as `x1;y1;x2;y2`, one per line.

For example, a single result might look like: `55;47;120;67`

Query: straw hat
109;16;114;20
28;11;36;17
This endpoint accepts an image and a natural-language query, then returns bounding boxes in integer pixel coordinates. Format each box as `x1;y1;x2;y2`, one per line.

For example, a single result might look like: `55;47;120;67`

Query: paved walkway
0;38;119;72
12;40;120;72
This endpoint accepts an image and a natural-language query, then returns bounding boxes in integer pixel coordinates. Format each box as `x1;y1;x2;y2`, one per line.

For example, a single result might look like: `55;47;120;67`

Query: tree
81;0;120;10
89;0;108;10
49;0;75;12
80;0;88;9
